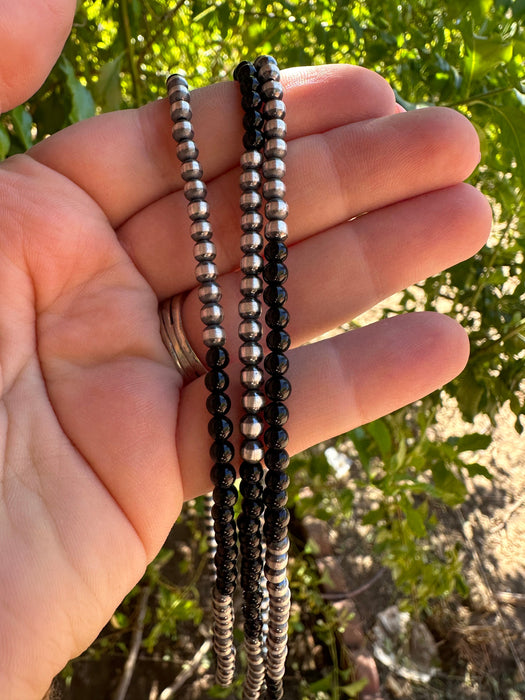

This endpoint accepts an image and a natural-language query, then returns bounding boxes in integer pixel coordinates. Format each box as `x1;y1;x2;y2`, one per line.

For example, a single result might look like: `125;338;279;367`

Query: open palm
0;9;490;698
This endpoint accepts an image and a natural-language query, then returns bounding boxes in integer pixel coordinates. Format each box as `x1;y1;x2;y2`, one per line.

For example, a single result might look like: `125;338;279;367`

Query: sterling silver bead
241;367;264;389
264;137;287;159
176;139;199;161
240;275;263;296
240;169;261;191
241;439;264;463
242;390;265;413
184;179;207;201
264;118;287;139
261;80;283;100
239;320;261;341
238;298;261;319
202;325;226;347
195;261;217;282
263;157;286;180
258;62;280;82
240;190;262;211
240;414;264;438
188;200;210;220
240;231;263;252
200;303;223;325
198;281;221;303
240;253;263;274
241;211;263;231
241;150;263;170
264;98;286;119
193;240;216;261
239;342;263;365
190;219;213;240
168;81;190;103
181;159;203;182
265;198;289;220
263;178;286;201
170;99;192;122
264;220;288;240
172;119;194;141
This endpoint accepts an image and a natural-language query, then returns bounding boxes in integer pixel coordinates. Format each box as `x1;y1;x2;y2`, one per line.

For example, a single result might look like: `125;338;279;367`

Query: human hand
0;10;490;700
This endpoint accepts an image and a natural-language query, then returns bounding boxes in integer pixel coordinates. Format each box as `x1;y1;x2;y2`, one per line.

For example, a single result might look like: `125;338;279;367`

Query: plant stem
471;319;525;359
120;0;143;105
113;585;151;700
442;85;513;108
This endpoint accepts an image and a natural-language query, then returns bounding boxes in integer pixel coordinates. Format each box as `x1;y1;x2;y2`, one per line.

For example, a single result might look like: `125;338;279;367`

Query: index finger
28;64;398;226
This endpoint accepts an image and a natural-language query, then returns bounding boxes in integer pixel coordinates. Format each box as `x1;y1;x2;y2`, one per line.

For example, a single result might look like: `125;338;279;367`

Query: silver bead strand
167;73;237;687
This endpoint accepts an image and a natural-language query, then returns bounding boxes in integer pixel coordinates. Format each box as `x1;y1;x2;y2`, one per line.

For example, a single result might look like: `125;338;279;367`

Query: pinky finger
177;311;469;500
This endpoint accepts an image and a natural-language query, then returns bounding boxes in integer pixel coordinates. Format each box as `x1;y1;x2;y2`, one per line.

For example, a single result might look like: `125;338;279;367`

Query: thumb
0;0;77;113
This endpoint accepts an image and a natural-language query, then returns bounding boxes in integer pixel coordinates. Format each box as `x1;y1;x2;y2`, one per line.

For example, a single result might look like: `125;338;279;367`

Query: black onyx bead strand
255;54;291;700
167;73;237;687
234;60;267;700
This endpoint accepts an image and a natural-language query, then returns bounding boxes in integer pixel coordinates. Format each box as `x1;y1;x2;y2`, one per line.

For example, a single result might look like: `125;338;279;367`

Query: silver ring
159;294;206;381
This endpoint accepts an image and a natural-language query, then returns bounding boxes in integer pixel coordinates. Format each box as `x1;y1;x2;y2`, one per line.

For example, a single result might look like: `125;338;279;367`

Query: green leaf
405;506;427;538
449;433;492;452
95;55;123;111
342;678;369;696
60;56;96;122
465;462;492;479
10;105;33;150
366;418;392;460
0;124;10;159
464;35;514;80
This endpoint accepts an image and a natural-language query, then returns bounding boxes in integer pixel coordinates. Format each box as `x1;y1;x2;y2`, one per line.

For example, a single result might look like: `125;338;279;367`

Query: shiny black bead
210;463;236;487
242;92;262;111
254;54;278;70
241;567;263;587
209;440;234;463
242;602;262;621
215;553;237;572
264;352;289;378
265;306;290;330
239;461;264;483
234;60;256;81
264;240;288;262
213;485;238;507
263;488;288;508
266;329;291;352
215;542;238;561
244;618;263;639
243;109;264;132
263;261;288;284
264;401;289;426
206;392;231;415
208;415;233;440
263;283;287;307
264;503;290;531
265;678;283;700
206;346;229;368
240;541;263;558
243;129;264;151
264;448;290;471
265;376;291;401
214;520;236;539
239;75;260;95
245;588;263;606
216;579;236;596
240;480;263;500
211;503;235;523
263;522;288;543
238;513;262;535
264;426;289;449
205;369;229;392
265;470;290;491
216;567;237;586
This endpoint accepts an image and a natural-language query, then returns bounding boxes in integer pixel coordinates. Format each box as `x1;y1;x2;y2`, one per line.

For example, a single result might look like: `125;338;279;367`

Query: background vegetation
2;0;523;698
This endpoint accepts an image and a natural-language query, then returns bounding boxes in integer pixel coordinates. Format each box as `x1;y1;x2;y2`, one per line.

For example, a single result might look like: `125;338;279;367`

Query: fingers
0;0;76;112
119;106;481;299
177;312;469;499
29;64;398;225
179;182;491;358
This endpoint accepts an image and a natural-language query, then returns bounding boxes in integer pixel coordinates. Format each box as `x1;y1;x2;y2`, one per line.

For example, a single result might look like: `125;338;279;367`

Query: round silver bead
187;200;210;220
240;231;263;253
241;439;264;463
240;190;262;211
240;253;263;275
238;298;261;319
172;119;194;142
202;325;226;347
265;199;289;220
241;275;263;297
263;178;286;201
195;261;217;282
184;179;207;201
264;118;287;139
267;579;289;597
265;568;288;584
241;150;263;170
240;414;263;439
239;320;261;341
240;169;261;191
190;219;212;240
261;80;283;100
258;62;280;82
180;159;203;182
264;98;286;119
176;139;199;161
200;303;223;325
241;211;263;231
268;537;290;554
193;240;216;262
262;158;286;180
168;81;190;103
242;390;265;413
198;281;221;303
241;366;264;388
265;137;287;160
265;220;288;240
239;342;263;365
265;551;288;568
170;99;192;122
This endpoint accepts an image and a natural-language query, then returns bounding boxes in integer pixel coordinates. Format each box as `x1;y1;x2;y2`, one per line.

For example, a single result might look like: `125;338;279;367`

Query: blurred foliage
1;0;523;696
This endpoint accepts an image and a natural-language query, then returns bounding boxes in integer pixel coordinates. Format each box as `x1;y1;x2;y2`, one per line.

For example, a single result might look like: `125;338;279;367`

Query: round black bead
264;353;289;378
264;401;289;426
210;463;236;488
214;520;236;539
243;109;264;132
244;618;263;639
264;240;288;262
209;439;234;463
265;678;283;700
206;392;231;415
242;603;262;621
216;579;236;596
243;129;264;151
213;485;238;508
238;513;262;535
264;506;290;529
266;329;290;352
242;92;262;111
234;60;256;81
211;503;235;523
264;426;289;449
263;488;288;508
240;480;263;500
263;522;288;543
254;54;278;70
215;553;237;572
265;376;291;401
239;75;260;96
239;461;264;483
205;369;229;392
263;261;288;284
206;346;229;368
245;589;263;607
263;283;287;307
265;470;290;491
208;415;233;440
241;567;263;586
264;448;290;471
265;306;290;330
215;542;238;561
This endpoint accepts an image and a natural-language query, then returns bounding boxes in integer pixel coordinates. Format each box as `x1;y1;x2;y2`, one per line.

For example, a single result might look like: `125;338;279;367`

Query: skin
0;2;491;698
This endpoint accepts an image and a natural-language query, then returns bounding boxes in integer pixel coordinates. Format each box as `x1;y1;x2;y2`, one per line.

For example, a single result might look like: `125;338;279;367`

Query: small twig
490;494;525;533
159;638;212;699
113;585;151;700
496;591;525;608
320;568;387;601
